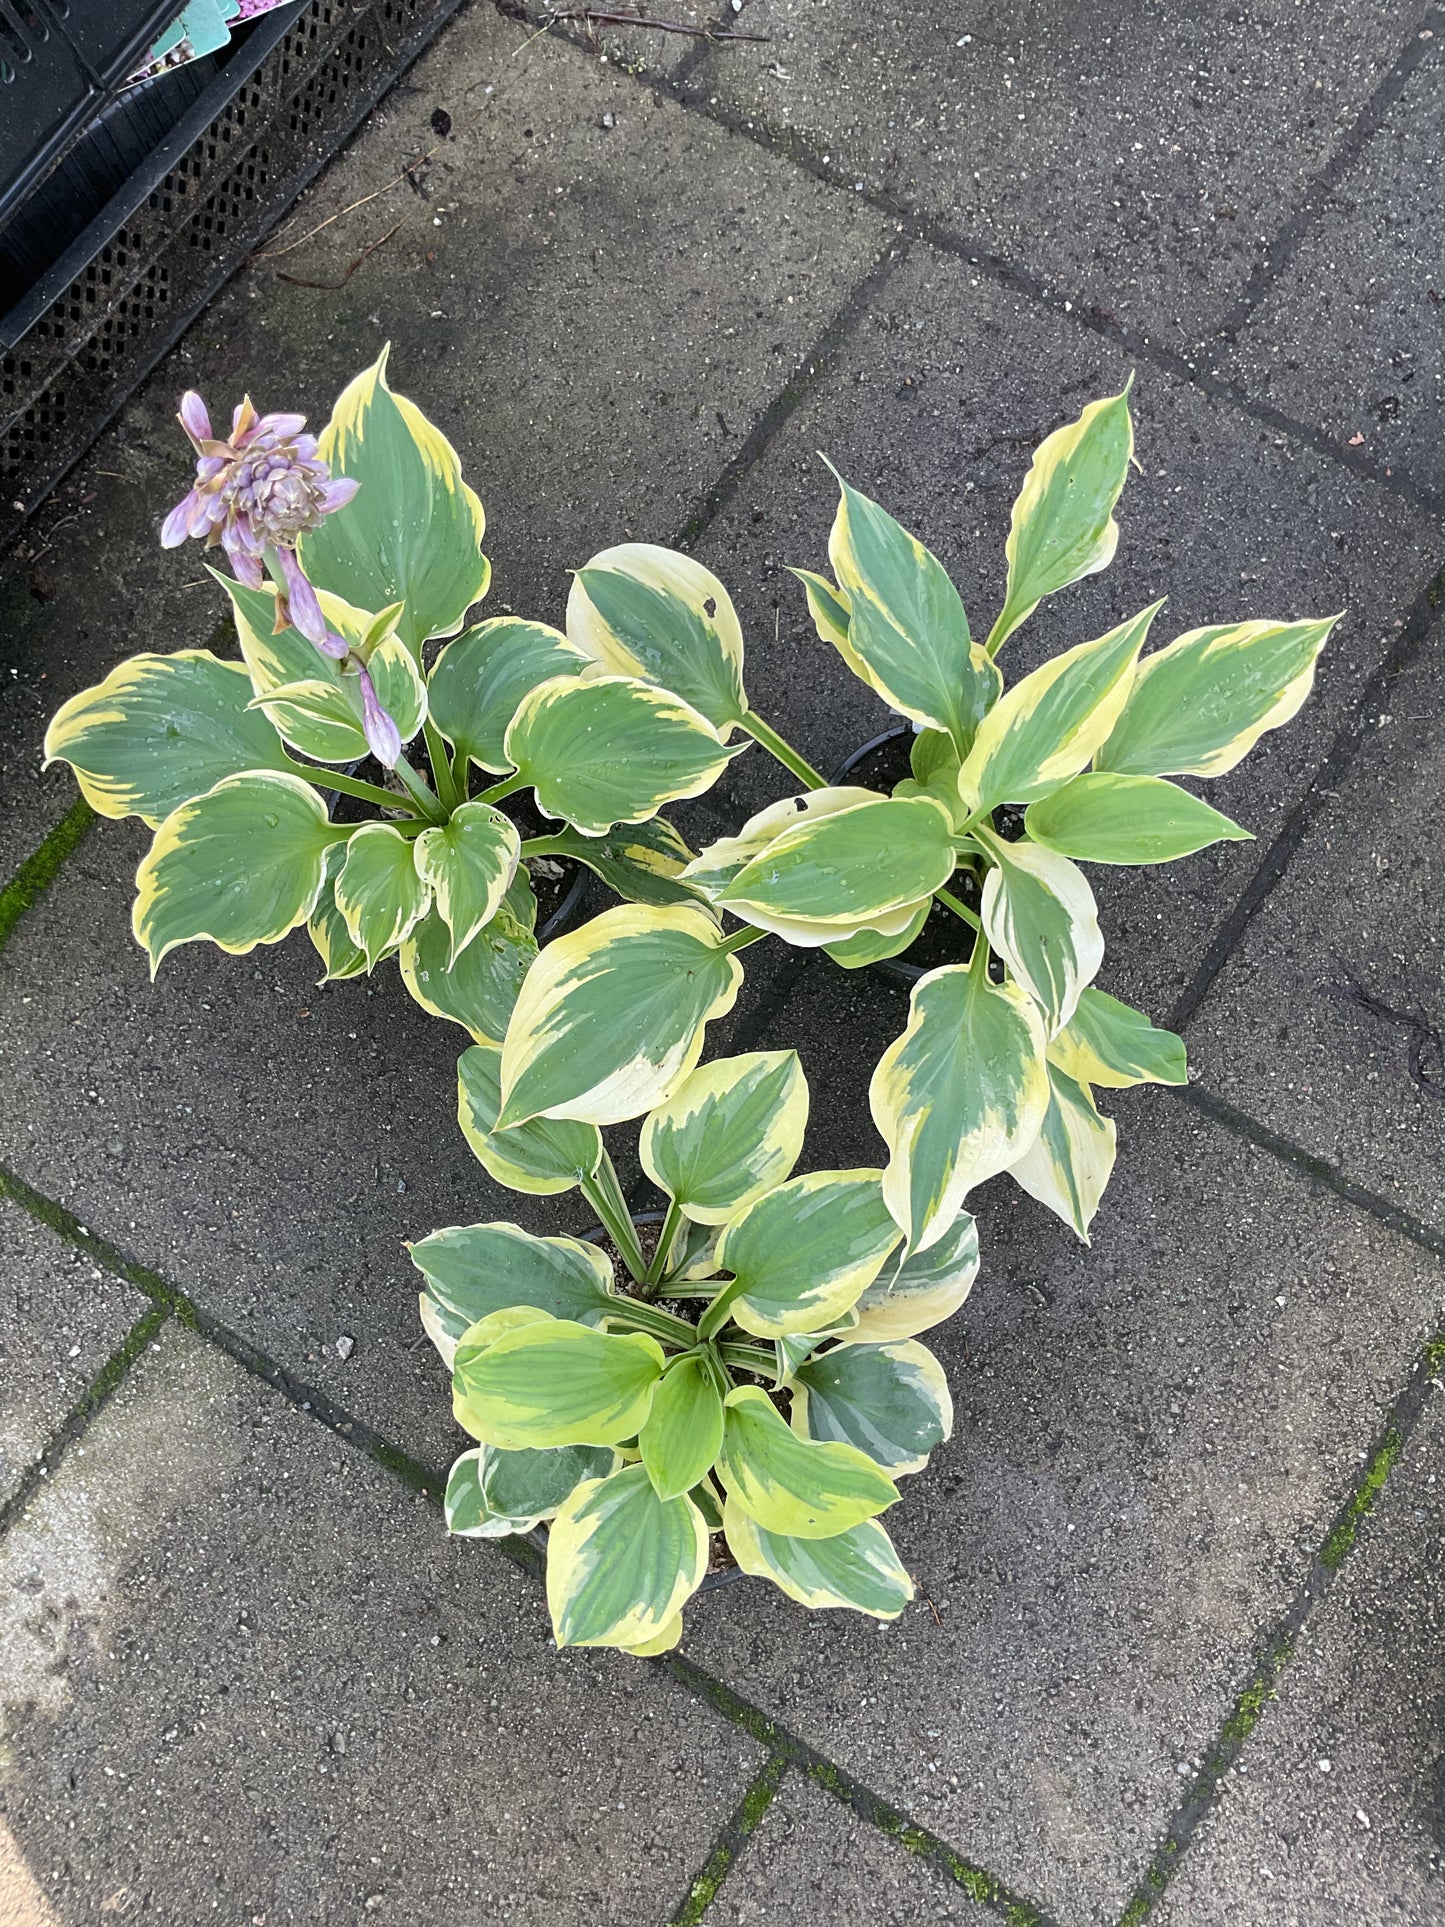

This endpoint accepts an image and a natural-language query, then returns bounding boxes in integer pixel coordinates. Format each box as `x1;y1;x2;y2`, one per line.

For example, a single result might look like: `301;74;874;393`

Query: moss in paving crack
0;799;95;954
1118;1897;1152;1927
1320;1430;1401;1569
669;1754;787;1927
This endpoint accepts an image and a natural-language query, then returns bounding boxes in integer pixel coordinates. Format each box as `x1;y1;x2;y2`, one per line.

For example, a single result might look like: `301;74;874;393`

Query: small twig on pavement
1321;976;1445;1100
546;7;768;39
275;217;409;290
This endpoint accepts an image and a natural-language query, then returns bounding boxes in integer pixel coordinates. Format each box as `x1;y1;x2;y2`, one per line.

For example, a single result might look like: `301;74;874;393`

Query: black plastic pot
829;724;972;988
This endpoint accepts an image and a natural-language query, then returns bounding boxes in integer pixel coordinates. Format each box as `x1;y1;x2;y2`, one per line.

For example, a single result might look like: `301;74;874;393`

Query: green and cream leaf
547;1465;708;1650
723;1504;914;1618
717;1386;899;1538
976;828;1103;1035
1006;1063;1117;1241
413;802;521;963
640;1050;808;1224
793;1340;952;1475
457;1043;603;1196
1025;772;1252;864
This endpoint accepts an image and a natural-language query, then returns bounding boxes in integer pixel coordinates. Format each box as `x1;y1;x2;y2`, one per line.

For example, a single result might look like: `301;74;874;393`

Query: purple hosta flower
357;664;401;768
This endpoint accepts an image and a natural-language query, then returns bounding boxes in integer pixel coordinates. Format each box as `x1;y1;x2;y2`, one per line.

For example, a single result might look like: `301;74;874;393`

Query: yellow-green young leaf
684;787;879;898
852;1210;980;1342
547;1465;708;1650
498;904;743;1128
43;650;291;826
297;345;490;651
519;817;699;909
308;841;368;983
825;467;1001;753
1047;986;1187;1090
505;675;741;835
335;822;431;969
453;1318;665;1450
716;793;956;943
222;574;425;763
1025;772;1252;864
413;802;521;964
956;602;1161;819
723;1502;914;1617
788;567;866;680
410;1220;613;1339
989;384;1136;653
894;727;964;818
133;772;335;974
870;965;1050;1252
640;1050;808;1224
639;1354;725;1501
427;618;587;774
793;1340;952;1476
445;1442;618;1539
567;543;747;735
717;1386;899;1539
975;828;1103;1036
1007;1063;1117;1242
709;1171;902;1340
400;905;535;1044
248;638;427;762
457;1042;602;1196
1095;616;1339;779
823;900;931;971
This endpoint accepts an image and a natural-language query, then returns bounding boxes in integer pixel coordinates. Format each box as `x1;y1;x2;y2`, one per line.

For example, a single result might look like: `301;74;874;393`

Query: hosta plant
411;1046;975;1653
42;349;743;1045
495;384;1337;1244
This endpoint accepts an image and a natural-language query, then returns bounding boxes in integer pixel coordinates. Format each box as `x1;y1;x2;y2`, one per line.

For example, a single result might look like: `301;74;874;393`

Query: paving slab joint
1211;8;1445;345
1111;1315;1444;1924
1169;556;1445;1037
0;798;96;957
0;1299;171;1538
665;1752;790;1926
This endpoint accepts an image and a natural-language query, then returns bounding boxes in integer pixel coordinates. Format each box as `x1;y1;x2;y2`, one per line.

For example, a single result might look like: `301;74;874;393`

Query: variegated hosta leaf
1007;1063;1117;1242
671;1217;722;1283
547;1464;708;1650
852;1209;980;1342
723;1501;914;1619
444;1442;618;1538
567;543;748;736
452;1317;666;1450
335;822;431;969
505;674;741;835
713;794;957;944
708;1171;902;1339
639;1353;725;1502
298;344;490;651
988;384;1135;654
789;567;865;680
133;772;336;973
825;465;1001;754
413;802;521;964
522;817;698;908
504;866;539;935
823;900;931;971
1047;985;1186;1090
308;840;368;983
1025;771;1252;865
975;828;1103;1036
684;787;879;897
497;904;743;1129
1095;616;1338;779
400;904;535;1044
955;603;1160;820
717;1386;899;1539
410;1220;614;1365
793;1340;952;1476
457;1042;602;1196
43;650;292;826
222;574;423;763
871;965;1050;1252
248;637;427;761
427;617;586;773
640;1050;808;1225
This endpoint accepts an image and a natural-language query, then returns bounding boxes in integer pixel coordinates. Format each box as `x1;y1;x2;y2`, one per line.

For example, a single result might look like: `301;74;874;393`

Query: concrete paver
0;1324;764;1927
683;0;1424;347
682;955;1445;1921
0;1199;142;1514
708;1772;971;1925
686;239;1436;1018
1155;1394;1445;1927
1188;624;1445;1238
1222;37;1445;503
